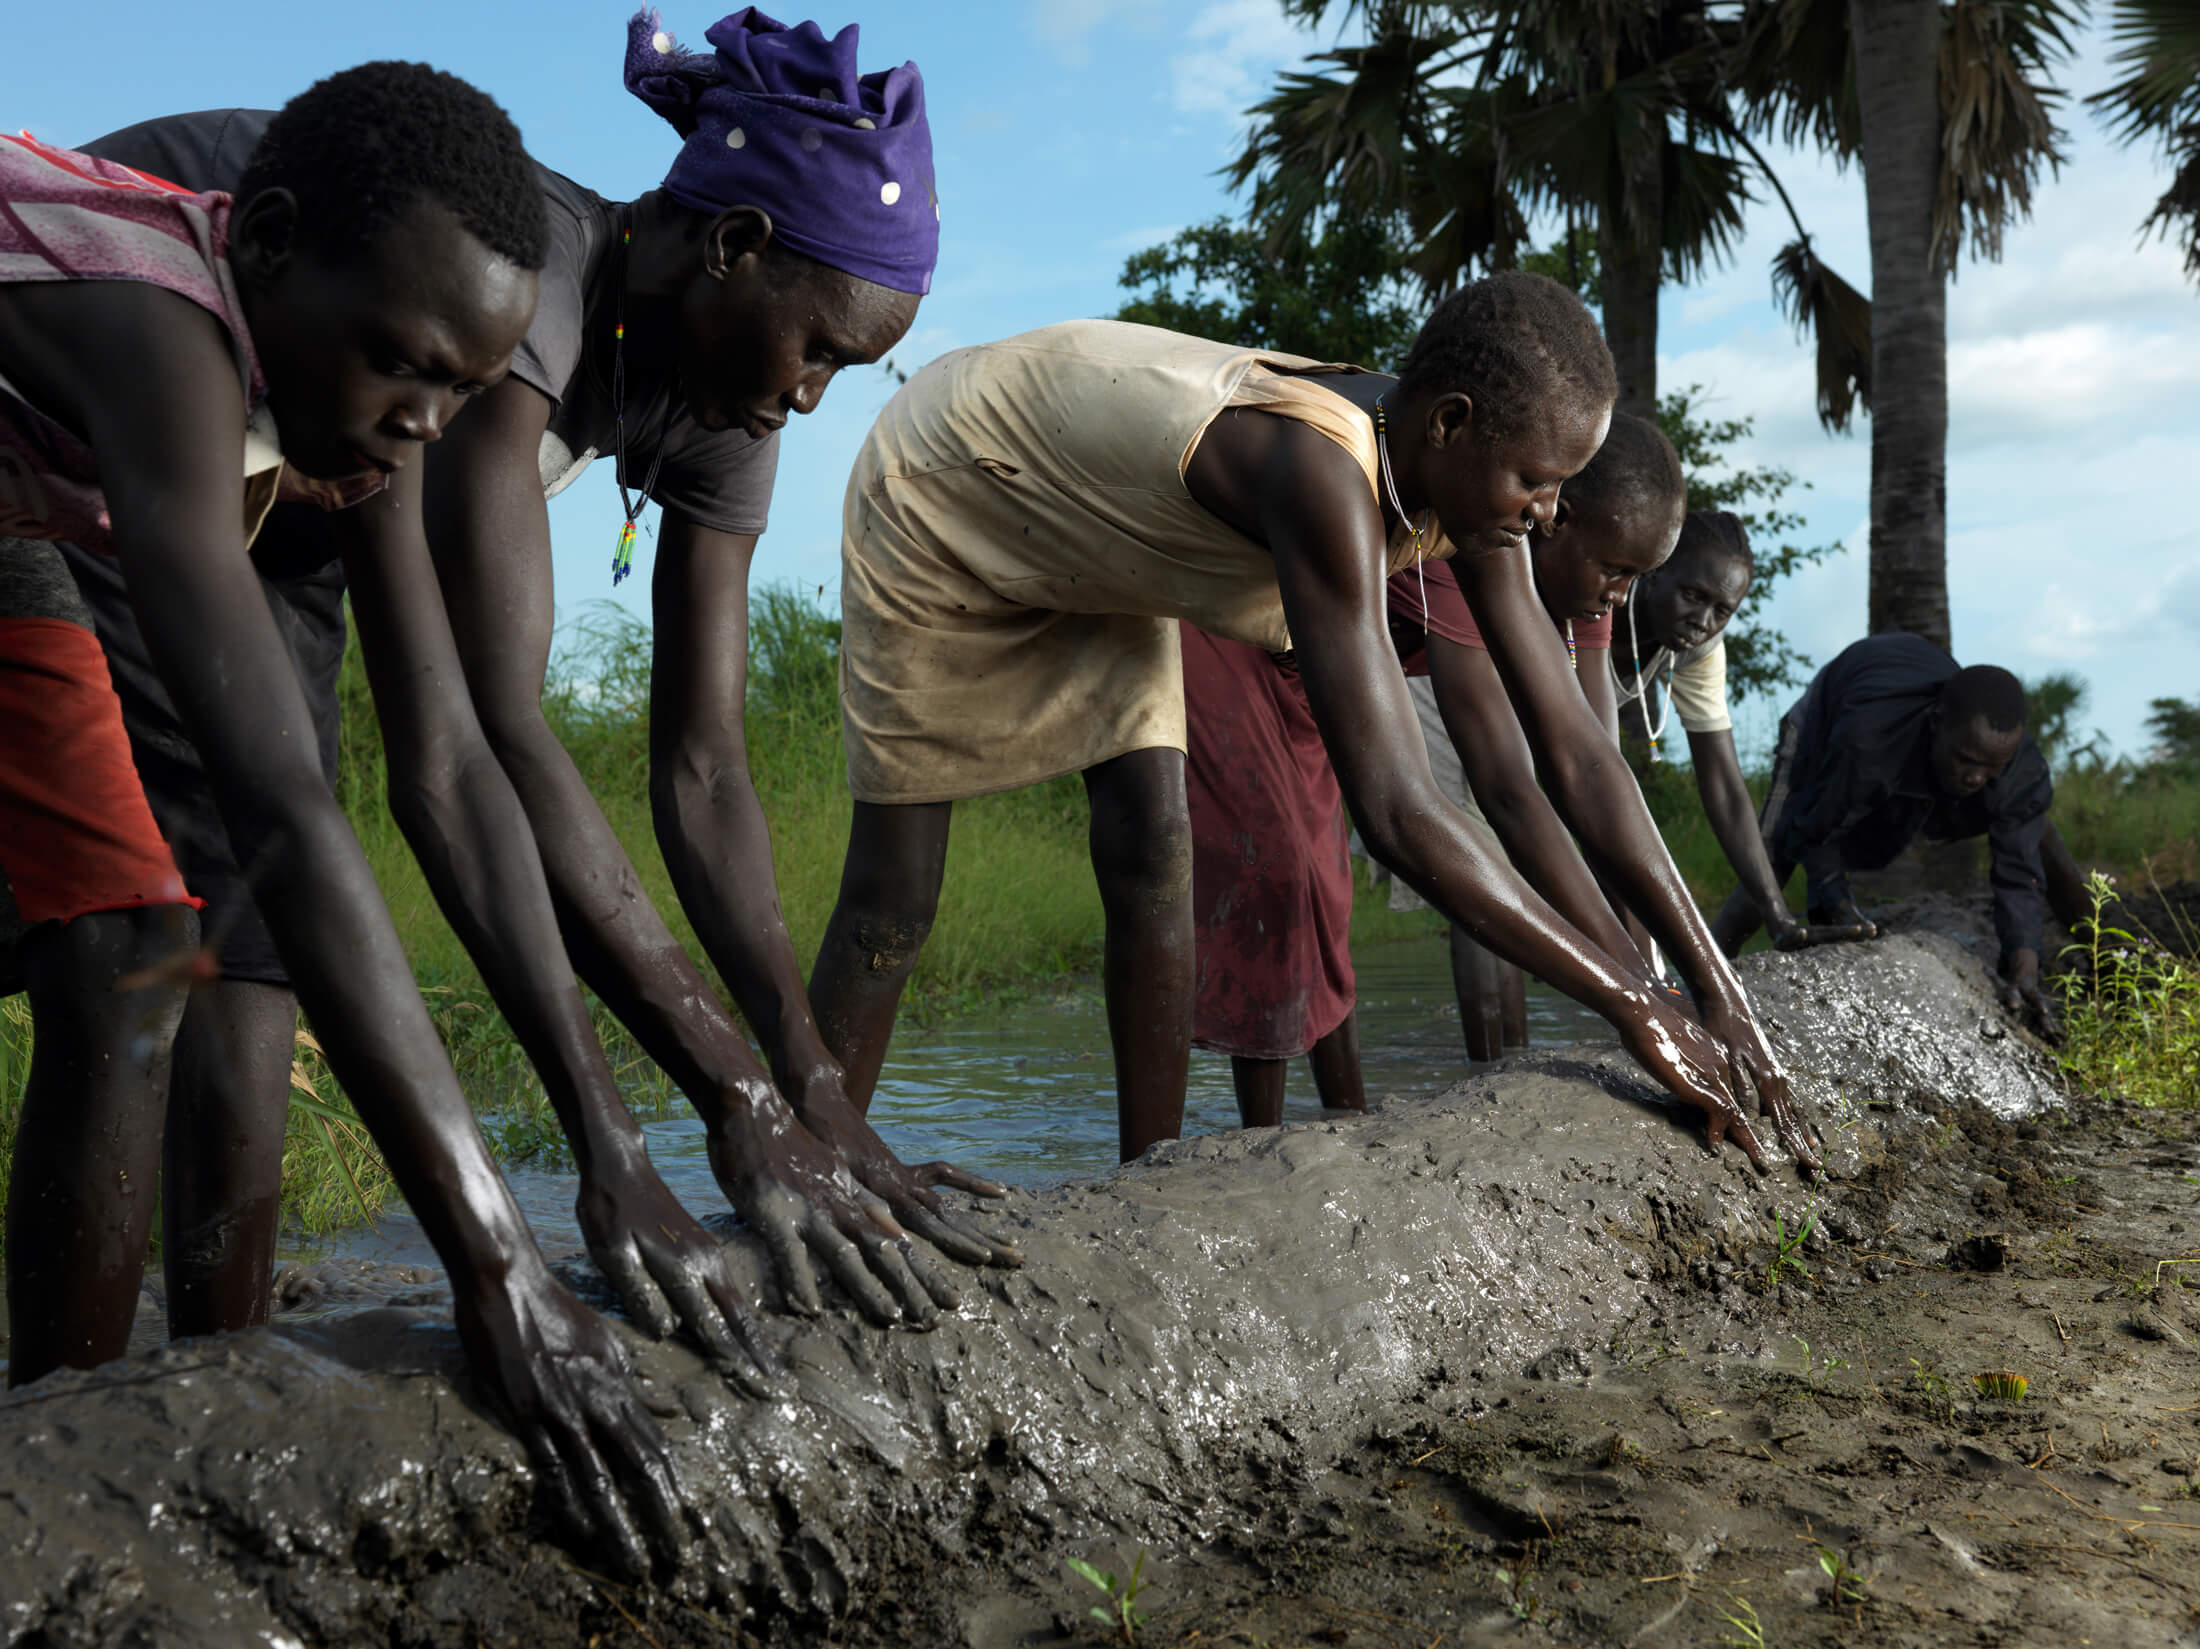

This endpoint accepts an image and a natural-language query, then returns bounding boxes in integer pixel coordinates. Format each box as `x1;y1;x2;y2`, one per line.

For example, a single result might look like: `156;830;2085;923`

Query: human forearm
487;711;769;1118
218;782;540;1276
654;743;834;1088
1478;781;1656;974
387;740;652;1178
1691;730;1797;932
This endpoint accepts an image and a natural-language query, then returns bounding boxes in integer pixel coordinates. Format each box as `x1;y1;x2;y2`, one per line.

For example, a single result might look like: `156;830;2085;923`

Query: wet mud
5;908;2198;1648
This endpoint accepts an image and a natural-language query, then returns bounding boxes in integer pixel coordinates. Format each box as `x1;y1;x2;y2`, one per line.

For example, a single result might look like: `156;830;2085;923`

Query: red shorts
0;616;198;924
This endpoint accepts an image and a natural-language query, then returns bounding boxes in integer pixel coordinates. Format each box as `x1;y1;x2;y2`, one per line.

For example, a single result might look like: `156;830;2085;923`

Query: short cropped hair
1942;664;2027;734
1674;509;1755;573
239;61;548;270
1397;270;1617;440
1559;412;1682;530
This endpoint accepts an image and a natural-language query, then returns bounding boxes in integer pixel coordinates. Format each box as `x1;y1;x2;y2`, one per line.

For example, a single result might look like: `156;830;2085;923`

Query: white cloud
1169;0;1311;118
1028;0;1160;67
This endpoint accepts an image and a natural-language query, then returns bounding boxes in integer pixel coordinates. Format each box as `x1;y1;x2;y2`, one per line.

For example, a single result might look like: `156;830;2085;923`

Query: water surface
283;934;1610;1269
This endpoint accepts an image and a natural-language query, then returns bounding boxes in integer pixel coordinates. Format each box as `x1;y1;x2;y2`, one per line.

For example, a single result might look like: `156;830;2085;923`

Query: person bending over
1609;511;1870;953
1376;415;1675;1060
1709;633;2088;1027
0;68;693;1572
808;276;1819;1174
55;7;1014;1346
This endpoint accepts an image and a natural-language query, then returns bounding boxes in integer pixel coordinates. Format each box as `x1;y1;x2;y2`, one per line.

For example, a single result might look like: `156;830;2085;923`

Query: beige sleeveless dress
839;319;1453;803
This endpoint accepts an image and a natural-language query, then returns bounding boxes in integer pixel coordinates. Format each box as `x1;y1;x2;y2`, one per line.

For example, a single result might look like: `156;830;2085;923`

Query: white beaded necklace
1372;396;1432;629
1624;591;1676;759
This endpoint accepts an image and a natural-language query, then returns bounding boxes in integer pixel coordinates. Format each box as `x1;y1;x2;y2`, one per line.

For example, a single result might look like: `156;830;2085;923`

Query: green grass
4;595;2195;1249
2057;872;2200;1109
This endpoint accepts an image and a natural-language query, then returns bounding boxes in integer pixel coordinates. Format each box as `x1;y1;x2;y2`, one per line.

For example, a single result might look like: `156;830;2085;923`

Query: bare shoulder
1184;406;1377;550
0;277;240;458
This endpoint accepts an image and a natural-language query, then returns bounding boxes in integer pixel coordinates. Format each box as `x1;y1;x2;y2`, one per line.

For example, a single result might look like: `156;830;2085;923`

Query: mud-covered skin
0;918;2117;1646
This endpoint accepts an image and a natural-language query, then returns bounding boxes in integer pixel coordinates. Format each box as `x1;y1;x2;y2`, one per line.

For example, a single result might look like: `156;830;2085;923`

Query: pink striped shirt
0;131;377;552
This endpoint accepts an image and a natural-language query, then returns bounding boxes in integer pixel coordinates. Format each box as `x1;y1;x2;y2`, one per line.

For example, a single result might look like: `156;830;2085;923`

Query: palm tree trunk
1849;0;1951;651
1597;158;1664;422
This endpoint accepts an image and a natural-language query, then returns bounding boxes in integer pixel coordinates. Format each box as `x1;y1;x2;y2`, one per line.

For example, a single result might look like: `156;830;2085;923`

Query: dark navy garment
1768;632;2053;958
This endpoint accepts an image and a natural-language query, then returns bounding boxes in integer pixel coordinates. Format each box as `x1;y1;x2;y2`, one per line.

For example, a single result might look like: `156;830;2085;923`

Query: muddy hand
705;1083;951;1328
1998;950;2062;1042
1701;998;1822;1177
1770;916;1877;951
790;1066;1022;1288
1805;897;1878;941
576;1157;781;1397
454;1258;694;1582
1617;993;1767;1170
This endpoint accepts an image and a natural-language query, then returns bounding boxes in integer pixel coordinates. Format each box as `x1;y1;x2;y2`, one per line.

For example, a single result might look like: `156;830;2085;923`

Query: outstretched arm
43;282;686;1572
1449;540;1820;1171
646;515;1017;1257
412;376;999;1321
1421;634;1651;974
1687;727;1869;950
1185;417;1766;1164
339;477;776;1386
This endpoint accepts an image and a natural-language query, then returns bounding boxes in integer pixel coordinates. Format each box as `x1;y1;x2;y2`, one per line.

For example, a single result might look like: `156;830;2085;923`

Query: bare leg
162;980;297;1338
1449;925;1527;1061
1082;748;1193;1162
808;800;955;1113
1306;1011;1366;1112
1229;1057;1286;1128
6;906;193;1385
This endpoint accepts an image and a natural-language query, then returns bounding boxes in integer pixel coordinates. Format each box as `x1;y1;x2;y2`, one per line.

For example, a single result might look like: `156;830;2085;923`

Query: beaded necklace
1623;589;1677;761
609;220;665;586
1371;396;1432;628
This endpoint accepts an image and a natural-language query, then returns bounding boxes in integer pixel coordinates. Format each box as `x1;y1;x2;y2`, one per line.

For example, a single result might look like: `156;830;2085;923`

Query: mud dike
7;914;2197;1648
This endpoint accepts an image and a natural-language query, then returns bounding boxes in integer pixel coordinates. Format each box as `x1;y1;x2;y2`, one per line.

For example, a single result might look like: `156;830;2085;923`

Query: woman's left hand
1700;997;1823;1177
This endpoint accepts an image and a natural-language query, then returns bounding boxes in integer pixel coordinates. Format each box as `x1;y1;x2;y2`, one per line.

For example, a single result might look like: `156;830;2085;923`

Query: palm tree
1739;0;2078;649
2088;0;2200;279
1228;1;1770;419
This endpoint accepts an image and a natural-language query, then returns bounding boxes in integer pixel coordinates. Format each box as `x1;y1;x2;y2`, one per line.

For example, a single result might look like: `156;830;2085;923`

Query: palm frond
2088;0;2200;143
2088;0;2200;278
1733;0;1862;160
2137;124;2200;277
1936;0;2081;268
1661;142;1757;281
1771;236;1873;433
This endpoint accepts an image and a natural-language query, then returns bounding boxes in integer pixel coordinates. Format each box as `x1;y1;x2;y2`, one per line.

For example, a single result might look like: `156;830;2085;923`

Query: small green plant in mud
1909;1359;1956;1422
1790;1336;1846;1385
1763;1203;1818;1291
1814;1544;1870;1608
2056;871;2200;1108
1066;1550;1149;1642
1493;1560;1541;1621
1973;1369;2031;1401
1716;1591;1768;1648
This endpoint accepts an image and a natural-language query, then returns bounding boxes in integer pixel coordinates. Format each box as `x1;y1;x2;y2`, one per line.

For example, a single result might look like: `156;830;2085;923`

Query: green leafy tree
1113;215;1424;365
2144;695;2200;770
2021;670;2094;769
2089;0;2200;279
1656;385;1842;702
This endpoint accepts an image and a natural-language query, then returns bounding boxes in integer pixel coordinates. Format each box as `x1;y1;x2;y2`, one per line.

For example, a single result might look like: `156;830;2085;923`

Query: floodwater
278;934;1610;1269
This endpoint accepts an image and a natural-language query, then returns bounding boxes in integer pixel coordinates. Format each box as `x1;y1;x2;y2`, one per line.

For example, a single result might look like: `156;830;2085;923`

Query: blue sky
15;1;2196;761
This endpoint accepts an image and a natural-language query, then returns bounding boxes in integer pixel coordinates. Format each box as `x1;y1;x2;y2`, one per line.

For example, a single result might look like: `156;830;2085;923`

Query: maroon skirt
1182;625;1355;1059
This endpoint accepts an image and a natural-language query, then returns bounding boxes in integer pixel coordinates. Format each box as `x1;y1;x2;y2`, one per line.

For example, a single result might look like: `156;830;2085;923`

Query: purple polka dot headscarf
624;8;937;296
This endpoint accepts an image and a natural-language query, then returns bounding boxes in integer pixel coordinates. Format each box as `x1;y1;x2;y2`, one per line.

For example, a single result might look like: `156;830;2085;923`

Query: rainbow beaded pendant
608;227;662;586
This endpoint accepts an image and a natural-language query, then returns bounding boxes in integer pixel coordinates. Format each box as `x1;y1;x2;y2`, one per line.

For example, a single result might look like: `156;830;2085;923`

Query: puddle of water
276;934;1611;1270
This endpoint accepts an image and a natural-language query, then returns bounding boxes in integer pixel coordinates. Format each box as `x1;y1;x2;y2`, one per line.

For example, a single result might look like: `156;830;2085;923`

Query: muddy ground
955;1089;2200;1649
3;904;2197;1649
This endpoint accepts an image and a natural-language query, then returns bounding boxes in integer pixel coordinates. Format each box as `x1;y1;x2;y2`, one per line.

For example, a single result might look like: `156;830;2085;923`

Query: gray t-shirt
79;109;779;538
